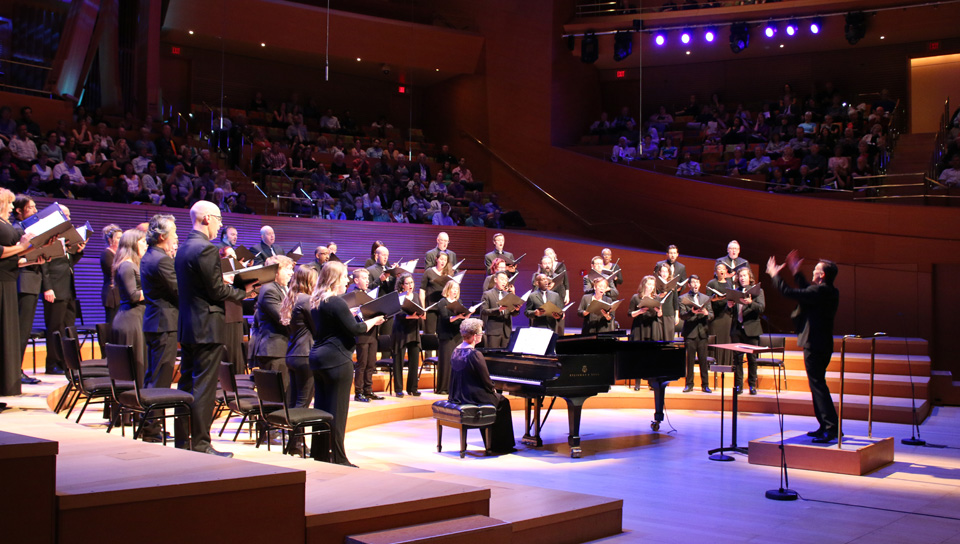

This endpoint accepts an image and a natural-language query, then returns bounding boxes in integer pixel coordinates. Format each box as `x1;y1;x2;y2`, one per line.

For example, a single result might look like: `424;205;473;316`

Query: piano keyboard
489;375;542;386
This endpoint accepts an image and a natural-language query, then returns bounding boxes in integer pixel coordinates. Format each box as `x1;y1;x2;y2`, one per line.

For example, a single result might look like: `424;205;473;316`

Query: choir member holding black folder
346;268;382;402
654;263;679;339
280;265;317;410
420;252;451;335
436;281;472;395
480;272;522;348
578;277;617;334
525;273;565;336
728;268;765;395
0;189;40;397
111;229;148;379
12;196;42;385
679;275;714;393
706;262;735;369
393;273;424;397
716;240;749;278
308;261;384;465
629;275;664;342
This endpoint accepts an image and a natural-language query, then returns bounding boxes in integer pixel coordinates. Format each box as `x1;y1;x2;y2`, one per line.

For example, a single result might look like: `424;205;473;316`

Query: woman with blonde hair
112;228;148;379
308;261;384;465
0;188;37;396
280;265;318;410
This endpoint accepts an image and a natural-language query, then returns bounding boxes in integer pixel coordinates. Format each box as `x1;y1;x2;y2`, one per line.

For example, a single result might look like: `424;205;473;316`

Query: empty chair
217;362;272;442
374;334;395;394
419;333;440;390
757;335;787;390
105;343;194;448
59;332;130;425
253;369;332;459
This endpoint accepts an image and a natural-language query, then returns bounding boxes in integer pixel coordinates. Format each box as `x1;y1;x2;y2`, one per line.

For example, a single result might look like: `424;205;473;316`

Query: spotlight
613;31;633;61
680;28;692;44
581;33;599;63
704;27;716;43
809;18;822;34
844;11;867;45
785;20;798;36
764;21;777;38
654;32;666;46
729;22;750;54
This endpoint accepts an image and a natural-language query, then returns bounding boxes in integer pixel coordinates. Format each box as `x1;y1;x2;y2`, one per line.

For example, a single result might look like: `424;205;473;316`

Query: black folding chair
253;369;333;459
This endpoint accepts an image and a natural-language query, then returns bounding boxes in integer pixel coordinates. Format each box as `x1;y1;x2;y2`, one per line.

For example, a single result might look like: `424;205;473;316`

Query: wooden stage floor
4;376;960;543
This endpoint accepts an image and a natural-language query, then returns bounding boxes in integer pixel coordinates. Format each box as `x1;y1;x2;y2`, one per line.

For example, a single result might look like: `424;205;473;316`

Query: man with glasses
174;201;255;457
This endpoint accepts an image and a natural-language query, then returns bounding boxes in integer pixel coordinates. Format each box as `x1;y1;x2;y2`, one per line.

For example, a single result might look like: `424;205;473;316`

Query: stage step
776;351;931;377
346;515;512;544
781;335;928;356
0;431;58;544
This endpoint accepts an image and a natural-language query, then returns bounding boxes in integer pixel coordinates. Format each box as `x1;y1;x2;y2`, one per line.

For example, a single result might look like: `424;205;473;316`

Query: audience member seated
676;152;701;177
611;136;635;163
638;135;658;160
590;112;612;135
747;146;770;175
726;148;747;176
659;137;678;160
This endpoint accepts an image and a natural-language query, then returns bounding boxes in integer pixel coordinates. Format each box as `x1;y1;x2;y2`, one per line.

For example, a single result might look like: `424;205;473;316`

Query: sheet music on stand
505;326;557;356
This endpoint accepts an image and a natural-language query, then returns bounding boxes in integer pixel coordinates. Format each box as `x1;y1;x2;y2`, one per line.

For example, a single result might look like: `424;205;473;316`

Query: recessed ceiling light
260;42;266;47
356;57;361;61
880;35;885;40
685;51;690;55
188;30;194;35
435;68;439;71
779;44;784;48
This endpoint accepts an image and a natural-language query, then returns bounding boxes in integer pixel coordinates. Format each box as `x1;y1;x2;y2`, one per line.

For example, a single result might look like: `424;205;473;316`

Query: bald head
260;225;275;245
437;232;450;250
190;200;221;239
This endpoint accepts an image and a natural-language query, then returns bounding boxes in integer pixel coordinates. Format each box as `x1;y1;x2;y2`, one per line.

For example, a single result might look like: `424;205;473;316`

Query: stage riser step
617;375;927;399
780;337;927;356
346;515;512;544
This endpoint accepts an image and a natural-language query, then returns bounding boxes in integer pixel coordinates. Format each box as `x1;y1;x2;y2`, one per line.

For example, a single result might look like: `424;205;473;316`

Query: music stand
709;343;785;457
707;364;735;461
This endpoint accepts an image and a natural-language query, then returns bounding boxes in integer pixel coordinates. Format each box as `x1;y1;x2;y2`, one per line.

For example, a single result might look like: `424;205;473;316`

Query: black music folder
359;292;404;319
229;263;278;286
586;299;621;315
446;299;483;316
725;284;761;302
430;270;466;287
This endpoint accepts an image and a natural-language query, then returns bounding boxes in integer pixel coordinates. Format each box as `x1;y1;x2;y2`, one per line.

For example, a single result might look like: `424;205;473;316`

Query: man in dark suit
365;245;396;295
250;255;294;391
656;245;687;288
679;275;714;393
12;197;42;384
349;269;381;401
41;205;84;375
424;232;457;270
483;232;516;272
253;225;283;264
716;239;749;277
480;272;520;348
305;244;330;272
175;201;252;456
140;214;179;441
730;268;765;395
768;250;840;443
525;273;564;336
215;225;238;249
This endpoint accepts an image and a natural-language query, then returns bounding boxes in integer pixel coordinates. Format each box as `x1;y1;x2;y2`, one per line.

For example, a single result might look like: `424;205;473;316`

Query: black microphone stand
761;316;796;501
900;335;926;446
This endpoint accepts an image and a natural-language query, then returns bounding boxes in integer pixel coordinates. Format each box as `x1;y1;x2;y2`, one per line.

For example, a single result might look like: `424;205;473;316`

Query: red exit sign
171;46;181;55
929;41;940;50
616;70;626;78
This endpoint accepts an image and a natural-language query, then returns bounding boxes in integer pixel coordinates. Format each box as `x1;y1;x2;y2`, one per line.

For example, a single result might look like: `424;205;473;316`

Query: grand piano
482;330;684;458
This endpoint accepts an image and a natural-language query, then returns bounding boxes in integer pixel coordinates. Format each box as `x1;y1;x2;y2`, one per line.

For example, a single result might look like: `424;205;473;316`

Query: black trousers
684;335;709;387
312;362;352;464
437;337;457;393
17;292;38;365
142;331;178;436
43;297;76;371
423;311;438;335
804;348;838;433
730;326;759;388
286;355;314;408
393;342;420;393
353;342;377;394
175;343;223;451
482;395;516;454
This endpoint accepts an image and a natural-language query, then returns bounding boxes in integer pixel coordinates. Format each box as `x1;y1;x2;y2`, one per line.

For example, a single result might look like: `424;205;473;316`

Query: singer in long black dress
628;275;664;342
393;273;423;397
281;265;317;408
419;252;451;335
707;263;734;368
449;318;515;454
0;189;35;397
655;262;679;339
436;281;469;395
100;224;122;324
111;229;148;380
578;277;615;334
308;261;384;465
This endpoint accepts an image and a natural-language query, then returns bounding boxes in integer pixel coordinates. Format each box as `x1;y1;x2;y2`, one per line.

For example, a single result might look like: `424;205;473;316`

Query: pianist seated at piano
578;277;616;334
449;318;517;455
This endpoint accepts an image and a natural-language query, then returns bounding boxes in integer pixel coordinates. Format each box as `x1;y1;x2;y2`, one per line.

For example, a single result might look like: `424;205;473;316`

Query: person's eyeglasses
209;214;222;222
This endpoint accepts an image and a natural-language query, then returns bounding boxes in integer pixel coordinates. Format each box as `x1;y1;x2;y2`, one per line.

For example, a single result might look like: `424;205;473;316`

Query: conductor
767;250;840;443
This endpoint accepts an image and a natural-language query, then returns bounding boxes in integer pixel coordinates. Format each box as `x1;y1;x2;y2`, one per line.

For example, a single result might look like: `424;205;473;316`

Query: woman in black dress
707;263;734;369
419;252;451;335
628;275;664;342
111;229;147;380
578;277;615;334
100;224;122;324
280;265;318;409
436;280;471;395
0;188;37;397
393;272;423;397
655;262;679;339
309;261;384;465
449;318;515;454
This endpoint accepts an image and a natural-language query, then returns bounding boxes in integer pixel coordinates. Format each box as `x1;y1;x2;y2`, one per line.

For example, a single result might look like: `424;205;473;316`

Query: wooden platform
0;431;58;544
748;431;896;476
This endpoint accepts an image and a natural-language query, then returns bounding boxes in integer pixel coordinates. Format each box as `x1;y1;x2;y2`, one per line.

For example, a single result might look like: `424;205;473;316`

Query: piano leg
650;378;668;432
521;397;544;448
562;397;588;458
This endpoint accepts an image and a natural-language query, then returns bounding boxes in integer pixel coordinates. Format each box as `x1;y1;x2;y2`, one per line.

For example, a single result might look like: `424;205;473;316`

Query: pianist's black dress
449;346;515;454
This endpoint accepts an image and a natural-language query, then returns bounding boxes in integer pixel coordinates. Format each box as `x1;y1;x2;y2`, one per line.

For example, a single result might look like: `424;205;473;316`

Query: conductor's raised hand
785;249;803;275
766;256;785;278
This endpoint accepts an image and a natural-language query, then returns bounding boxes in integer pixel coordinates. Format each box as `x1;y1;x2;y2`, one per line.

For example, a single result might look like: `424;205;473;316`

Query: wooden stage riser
310;501;491;544
776;355;930;376
782;337;928;355
614;377;928;398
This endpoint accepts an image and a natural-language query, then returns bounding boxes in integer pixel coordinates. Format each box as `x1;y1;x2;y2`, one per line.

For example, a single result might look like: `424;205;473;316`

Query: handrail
460;130;667;247
0;59;52;70
0;83;56;96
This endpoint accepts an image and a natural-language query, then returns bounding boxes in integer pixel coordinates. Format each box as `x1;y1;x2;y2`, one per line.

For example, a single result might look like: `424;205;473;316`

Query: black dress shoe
749;386;758;395
45;366;65;375
682;385;694;393
408;391;422;397
142;435;163;443
811;432;838;444
702;386;712;393
365;392;384;400
353;394;369;402
395;392;405;398
21;371;40;384
806;428;825;437
200;447;234;458
733;385;743;395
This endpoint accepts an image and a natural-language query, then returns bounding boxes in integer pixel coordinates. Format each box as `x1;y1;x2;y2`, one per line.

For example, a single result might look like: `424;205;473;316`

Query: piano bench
432;400;497;458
